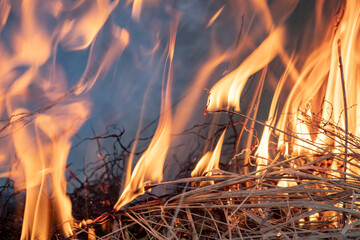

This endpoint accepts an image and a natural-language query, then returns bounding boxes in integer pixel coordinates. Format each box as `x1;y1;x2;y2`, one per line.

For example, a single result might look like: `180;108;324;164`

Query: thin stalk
337;39;348;181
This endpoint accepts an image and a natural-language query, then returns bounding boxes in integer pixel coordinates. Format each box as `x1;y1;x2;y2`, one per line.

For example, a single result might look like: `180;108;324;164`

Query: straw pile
71;110;360;240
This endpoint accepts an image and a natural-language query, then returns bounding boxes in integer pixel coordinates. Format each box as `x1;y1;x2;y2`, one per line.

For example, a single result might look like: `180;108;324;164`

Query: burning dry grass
71;163;360;239
0;84;359;239
59;109;360;239
1;1;358;239
114;162;360;239
1;106;360;239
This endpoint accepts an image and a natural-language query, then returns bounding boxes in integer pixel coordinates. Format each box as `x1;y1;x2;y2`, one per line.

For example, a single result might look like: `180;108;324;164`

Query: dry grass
67;109;360;239
74;156;360;239
111;162;360;239
3;107;360;239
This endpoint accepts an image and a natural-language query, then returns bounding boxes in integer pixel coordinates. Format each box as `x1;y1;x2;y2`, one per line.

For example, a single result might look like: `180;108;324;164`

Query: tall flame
9;102;89;238
275;0;360;156
114;13;180;210
2;0;360;237
207;0;360;160
0;0;126;238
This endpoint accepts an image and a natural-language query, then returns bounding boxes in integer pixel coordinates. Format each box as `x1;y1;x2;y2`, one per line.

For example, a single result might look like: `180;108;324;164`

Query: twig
338;39;348;227
166;182;189;239
337;39;348;181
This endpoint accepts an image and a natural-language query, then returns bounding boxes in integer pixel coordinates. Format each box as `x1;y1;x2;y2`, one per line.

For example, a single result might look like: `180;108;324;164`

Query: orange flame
114;13;180;210
74;26;129;95
8;97;89;239
276;167;298;189
191;129;226;178
59;0;119;51
274;1;360;156
0;0;126;238
113;108;171;210
2;0;360;237
206;6;224;28
255;58;292;167
132;0;143;22
207;27;285;112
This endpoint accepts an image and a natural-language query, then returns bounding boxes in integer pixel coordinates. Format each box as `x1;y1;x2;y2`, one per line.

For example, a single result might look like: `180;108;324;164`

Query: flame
132;0;143;22
255;121;272;173
114;0;360;214
276;167;297;189
207;27;285;112
0;0;10;32
274;0;360;156
206;6;224;28
255;57;291;170
8;98;89;239
2;0;360;237
173;49;230;133
74;25;129;95
0;0;126;238
191;129;226;178
59;0;119;51
293;108;318;155
113;99;172;210
114;13;180;211
207;0;360;162
202;0;360;161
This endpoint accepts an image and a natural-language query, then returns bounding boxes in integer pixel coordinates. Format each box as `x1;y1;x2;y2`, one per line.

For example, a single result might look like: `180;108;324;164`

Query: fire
0;0;127;239
113;91;172;210
191;129;226;179
2;0;360;238
273;0;360;157
10;102;89;238
206;6;224;28
114;13;180;210
206;26;285;112
131;0;143;22
206;0;359;160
